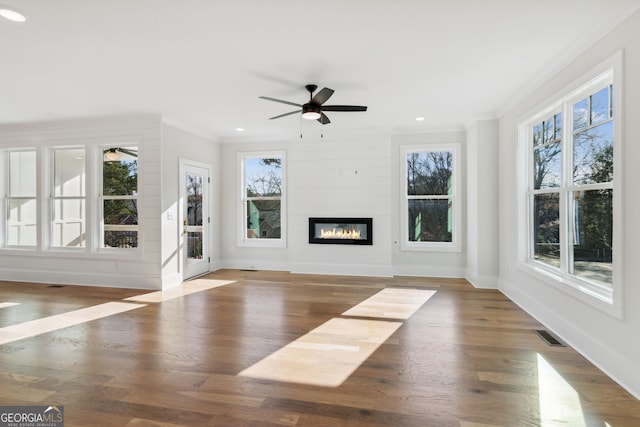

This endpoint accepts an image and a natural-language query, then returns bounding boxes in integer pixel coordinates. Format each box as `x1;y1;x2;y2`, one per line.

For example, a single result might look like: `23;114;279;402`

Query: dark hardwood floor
0;270;638;426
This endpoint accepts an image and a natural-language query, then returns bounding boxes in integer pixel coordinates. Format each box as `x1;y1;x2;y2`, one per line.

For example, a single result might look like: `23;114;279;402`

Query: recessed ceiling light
235;127;245;132
0;8;26;22
414;116;425;121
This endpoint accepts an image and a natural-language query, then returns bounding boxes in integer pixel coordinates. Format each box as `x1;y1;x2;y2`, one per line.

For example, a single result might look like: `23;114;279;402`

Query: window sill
518;260;622;320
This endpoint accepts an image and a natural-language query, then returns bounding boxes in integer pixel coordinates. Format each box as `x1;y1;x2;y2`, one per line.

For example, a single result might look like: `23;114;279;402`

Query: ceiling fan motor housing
302;102;321;115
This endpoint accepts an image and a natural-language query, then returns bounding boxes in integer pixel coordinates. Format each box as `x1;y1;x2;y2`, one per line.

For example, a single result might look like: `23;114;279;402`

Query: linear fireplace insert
308;217;372;245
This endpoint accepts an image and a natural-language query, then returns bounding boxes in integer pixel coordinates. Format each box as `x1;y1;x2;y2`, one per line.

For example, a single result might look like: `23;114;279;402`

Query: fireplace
308;217;373;245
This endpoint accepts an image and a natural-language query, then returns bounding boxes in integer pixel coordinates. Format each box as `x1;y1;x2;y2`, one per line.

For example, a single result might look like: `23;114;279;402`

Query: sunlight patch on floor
124;279;236;303
537;353;586;426
0;302;145;345
0;302;20;309
342;287;437;319
239;317;402;387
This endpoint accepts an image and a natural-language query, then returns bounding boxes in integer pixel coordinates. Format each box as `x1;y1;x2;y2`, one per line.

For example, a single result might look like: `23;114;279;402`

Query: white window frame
517;52;623;319
400;143;462;252
238;151;286;248
99;144;140;252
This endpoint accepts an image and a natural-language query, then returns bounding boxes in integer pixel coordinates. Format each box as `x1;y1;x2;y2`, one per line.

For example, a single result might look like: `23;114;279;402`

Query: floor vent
48;285;65;288
534;329;565;346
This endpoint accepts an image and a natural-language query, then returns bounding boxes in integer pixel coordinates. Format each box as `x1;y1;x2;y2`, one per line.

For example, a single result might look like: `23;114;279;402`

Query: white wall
160;123;221;288
466;120;499;288
0;115;164;289
288;136;392;276
220;130;475;278
498;10;640;398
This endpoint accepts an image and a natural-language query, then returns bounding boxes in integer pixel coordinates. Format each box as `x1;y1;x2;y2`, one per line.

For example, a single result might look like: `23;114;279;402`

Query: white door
181;161;210;280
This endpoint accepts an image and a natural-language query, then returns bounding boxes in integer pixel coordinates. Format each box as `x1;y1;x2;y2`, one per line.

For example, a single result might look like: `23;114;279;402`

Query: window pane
246;200;281;239
7;199;37;246
533;142;561;189
533;193;560;268
9;151;36;196
103;149;138;196
53;199;85;247
573;98;588;130
104;230;138;248
104;199;138;248
104;199;138;226
533;123;543;147
408;199;452;242
554;113;563;140
542;117;554;143
571;190;612;286
590;86;610;125
406;151;452;196
54;148;85;197
245;157;282;197
573;121;613;185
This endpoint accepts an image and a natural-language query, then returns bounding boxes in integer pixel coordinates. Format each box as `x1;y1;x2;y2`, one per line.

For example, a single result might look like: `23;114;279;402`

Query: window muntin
52;147;86;248
6;150;37;246
523;66;617;308
401;144;460;251
101;146;138;249
240;152;285;246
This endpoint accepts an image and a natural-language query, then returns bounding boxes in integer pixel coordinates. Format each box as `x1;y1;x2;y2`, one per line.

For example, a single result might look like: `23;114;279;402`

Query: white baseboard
0;267;160;290
290;262;393;277
465;269;499;288
501;278;640;400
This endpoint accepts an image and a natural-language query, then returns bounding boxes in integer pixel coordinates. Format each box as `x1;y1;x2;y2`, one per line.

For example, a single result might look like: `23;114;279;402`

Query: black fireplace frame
308;217;373;245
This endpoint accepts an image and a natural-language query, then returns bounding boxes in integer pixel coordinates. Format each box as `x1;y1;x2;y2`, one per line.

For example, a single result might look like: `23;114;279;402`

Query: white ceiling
1;1;639;142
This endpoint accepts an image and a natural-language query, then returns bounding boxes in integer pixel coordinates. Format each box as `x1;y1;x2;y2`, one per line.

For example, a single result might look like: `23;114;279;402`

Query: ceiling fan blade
269;110;302;120
322;105;368;112
259;96;302;107
311;87;334;105
318;113;331;125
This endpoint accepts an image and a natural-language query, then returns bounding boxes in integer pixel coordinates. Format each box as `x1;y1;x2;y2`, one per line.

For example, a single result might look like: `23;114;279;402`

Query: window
401;144;461;252
240;152;285;247
5;150;37;246
101;146;138;249
519;55;621;315
52;147;86;247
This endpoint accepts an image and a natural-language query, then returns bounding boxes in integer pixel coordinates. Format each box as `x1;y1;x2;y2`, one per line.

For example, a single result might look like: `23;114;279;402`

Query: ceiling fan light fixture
302;111;321;120
104;148;120;161
0;8;26;22
302;103;321;120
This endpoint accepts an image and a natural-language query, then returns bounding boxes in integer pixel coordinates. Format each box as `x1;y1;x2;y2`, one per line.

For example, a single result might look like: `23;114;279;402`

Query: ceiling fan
259;84;367;125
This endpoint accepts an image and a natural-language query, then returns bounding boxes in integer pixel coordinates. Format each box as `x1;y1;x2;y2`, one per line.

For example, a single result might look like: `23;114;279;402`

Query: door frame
179;158;212;281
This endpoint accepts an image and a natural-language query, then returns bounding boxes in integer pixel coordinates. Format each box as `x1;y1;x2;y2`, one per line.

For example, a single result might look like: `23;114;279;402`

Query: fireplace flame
319;227;362;240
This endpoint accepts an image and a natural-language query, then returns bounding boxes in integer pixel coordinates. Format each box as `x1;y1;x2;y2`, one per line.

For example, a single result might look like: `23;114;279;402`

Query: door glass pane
571;190;612;286
533;193;560;268
246;200;281;239
407;199;452;242
187;173;204;260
